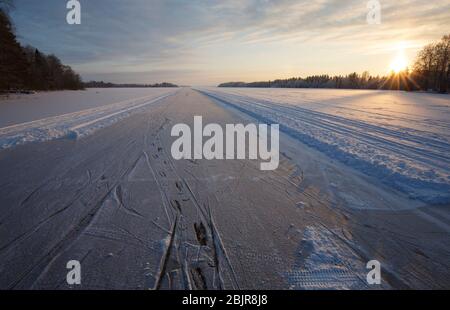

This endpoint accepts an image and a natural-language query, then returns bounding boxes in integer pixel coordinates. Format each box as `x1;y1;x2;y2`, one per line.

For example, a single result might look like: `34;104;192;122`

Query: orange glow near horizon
389;47;409;73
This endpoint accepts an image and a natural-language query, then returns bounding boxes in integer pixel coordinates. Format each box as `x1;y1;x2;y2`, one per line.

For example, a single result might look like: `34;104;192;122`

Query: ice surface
199;88;450;203
0;88;177;149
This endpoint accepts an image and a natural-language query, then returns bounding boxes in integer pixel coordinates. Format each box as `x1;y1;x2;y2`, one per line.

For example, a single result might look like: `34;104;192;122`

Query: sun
389;50;408;73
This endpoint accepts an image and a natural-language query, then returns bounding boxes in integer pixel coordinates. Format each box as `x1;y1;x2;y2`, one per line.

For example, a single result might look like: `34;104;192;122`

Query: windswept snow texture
200;88;450;204
0;89;177;149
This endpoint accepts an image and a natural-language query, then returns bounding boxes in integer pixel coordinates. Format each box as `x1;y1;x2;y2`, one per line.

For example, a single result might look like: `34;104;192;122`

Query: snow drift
199;87;450;204
0;89;176;149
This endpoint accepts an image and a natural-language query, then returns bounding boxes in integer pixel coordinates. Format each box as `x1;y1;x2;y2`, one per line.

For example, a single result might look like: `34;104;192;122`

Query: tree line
413;35;450;93
83;81;178;88
220;34;450;93
0;8;83;92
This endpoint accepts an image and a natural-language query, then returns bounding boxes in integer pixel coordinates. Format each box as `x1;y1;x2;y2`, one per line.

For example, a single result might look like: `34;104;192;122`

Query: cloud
10;0;450;84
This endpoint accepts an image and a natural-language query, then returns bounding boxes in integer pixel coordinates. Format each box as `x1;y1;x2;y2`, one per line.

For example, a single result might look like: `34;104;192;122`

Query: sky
8;0;450;86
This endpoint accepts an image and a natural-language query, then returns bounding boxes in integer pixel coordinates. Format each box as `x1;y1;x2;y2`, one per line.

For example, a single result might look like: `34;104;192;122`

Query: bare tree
436;35;450;93
413;35;450;92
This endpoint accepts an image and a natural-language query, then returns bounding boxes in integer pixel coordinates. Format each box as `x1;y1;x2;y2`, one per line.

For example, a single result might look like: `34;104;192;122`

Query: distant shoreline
83;81;178;88
217;85;449;94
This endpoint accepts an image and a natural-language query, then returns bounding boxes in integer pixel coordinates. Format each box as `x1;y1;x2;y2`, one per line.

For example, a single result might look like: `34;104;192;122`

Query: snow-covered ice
285;226;379;289
0;88;177;150
1;88;449;289
199;88;450;204
0;88;181;128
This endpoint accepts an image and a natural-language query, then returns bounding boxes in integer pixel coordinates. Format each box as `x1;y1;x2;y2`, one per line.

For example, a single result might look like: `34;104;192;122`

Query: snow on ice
199;88;450;204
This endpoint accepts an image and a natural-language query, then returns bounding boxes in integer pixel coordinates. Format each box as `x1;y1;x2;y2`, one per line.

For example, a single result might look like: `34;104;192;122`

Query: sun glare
389;50;408;73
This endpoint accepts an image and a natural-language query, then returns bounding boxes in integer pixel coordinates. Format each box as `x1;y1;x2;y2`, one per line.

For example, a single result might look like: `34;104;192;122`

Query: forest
0;7;83;92
220;35;450;93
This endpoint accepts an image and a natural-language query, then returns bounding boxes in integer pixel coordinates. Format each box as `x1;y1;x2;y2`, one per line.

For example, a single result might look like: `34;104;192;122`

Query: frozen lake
0;88;449;289
2;87;449;203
